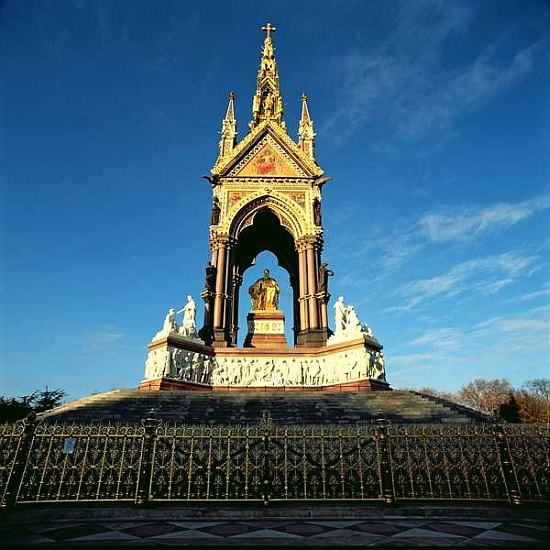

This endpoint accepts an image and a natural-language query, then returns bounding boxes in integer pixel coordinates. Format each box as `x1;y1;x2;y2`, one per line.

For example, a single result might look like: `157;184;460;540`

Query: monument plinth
244;310;288;348
243;268;288;348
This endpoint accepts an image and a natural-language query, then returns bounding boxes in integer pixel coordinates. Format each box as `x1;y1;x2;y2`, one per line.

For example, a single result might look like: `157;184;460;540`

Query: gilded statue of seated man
249;268;280;310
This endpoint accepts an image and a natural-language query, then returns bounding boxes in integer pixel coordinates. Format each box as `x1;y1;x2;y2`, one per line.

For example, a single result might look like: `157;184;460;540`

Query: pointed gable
212;123;323;178
229;133;305;177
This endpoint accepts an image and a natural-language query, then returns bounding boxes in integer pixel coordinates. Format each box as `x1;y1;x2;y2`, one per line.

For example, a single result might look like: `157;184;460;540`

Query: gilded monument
249;269;280;311
140;24;388;391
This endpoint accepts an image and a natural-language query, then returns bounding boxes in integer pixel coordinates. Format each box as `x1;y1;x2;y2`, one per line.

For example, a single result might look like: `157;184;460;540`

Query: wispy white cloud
417;194;550;243
80;328;123;354
473;313;549;337
392;305;549;386
388;252;537;312
408;307;549;355
507;282;550;303
410;328;462;350
477;278;514;295
322;0;542;147
348;193;549;274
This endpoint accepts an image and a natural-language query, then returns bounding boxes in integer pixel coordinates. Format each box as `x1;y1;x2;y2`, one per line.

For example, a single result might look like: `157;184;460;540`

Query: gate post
492;424;521;505
136;409;160;505
261;413;272;506
375;419;394;504
1;412;38;508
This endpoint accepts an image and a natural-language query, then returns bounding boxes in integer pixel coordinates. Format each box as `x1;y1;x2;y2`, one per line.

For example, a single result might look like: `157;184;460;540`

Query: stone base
139;377;390;392
138;378;212;392
212;328;230;347
243;310;288;348
143;331;387;390
297;328;329;348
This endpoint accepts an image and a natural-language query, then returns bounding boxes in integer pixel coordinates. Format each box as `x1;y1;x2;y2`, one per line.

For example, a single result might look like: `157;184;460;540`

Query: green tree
0;387;66;422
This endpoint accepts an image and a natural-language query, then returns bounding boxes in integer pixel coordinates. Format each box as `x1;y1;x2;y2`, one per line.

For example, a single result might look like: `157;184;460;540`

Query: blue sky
1;0;549;400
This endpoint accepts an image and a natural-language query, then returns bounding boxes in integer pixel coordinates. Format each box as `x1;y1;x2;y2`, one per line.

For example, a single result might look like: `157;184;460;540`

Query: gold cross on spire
261;22;276;38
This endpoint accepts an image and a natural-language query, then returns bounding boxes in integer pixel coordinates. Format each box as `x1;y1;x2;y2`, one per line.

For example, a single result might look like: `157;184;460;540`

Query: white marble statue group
330;296;374;343
145;293;386;386
157;294;374;344
158;296;199;339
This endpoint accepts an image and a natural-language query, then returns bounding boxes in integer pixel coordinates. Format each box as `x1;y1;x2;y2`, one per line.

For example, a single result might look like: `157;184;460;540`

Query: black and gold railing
0;415;547;507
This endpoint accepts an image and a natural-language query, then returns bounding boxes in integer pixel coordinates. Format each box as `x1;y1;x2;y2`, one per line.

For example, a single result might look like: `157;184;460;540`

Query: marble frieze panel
143;333;386;387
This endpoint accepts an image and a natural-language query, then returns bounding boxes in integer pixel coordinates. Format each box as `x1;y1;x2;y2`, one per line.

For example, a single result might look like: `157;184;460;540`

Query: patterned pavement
1;517;547;546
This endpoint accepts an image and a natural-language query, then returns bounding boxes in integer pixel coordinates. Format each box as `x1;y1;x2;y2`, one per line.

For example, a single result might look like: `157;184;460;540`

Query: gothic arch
226;192;307;240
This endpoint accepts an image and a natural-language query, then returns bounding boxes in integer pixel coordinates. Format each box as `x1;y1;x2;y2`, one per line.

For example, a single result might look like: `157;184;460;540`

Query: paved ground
1;516;547;546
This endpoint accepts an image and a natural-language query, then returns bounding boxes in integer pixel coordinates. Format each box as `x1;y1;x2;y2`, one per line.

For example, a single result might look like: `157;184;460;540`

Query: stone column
320;295;328;330
223;245;234;330
213;239;228;329
317;246;329;331
297;243;309;331
230;270;243;346
306;243;319;329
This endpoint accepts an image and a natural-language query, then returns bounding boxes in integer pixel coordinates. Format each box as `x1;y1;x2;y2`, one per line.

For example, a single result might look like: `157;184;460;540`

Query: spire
218;90;237;159
250;23;285;130
298;93;316;159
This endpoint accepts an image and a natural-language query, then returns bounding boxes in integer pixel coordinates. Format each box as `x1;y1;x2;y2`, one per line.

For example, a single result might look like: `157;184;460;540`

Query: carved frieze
143;338;386;387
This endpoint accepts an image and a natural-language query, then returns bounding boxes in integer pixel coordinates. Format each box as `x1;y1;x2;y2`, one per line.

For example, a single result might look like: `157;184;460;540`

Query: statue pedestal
243;310;288;348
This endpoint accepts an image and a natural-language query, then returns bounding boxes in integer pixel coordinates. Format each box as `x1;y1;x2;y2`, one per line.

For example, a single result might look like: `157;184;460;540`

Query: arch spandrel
225;191;309;241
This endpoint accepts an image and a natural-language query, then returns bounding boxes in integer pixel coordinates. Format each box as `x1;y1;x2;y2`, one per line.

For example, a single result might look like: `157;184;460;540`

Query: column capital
295;235;321;251
211;235;236;250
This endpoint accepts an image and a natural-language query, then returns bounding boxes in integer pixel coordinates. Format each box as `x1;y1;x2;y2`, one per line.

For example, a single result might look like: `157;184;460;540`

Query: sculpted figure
201;357;212;384
248;269;280;310
311;360;322;385
264;91;274;115
178;295;197;337
252;94;260;115
214;362;226;386
313;199;322;226
262;359;275;381
162;308;178;334
372;352;386;380
334;297;346;335
346;305;362;334
275;96;283;117
205;262;217;292
230;359;240;385
280;360;289;385
171;349;181;375
318;262;334;294
191;353;203;382
162;349;173;377
361;323;374;338
210;197;221;225
272;368;283;386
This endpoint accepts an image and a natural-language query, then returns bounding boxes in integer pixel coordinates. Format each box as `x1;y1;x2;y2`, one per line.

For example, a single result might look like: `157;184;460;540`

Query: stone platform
41;389;488;424
143;332;387;390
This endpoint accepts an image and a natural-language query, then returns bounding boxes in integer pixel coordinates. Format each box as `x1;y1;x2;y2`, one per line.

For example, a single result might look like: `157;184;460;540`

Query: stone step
40;388;484;425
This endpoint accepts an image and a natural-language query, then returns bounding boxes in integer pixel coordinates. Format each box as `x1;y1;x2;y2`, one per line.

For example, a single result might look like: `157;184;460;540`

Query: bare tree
516;378;550;423
456;378;513;418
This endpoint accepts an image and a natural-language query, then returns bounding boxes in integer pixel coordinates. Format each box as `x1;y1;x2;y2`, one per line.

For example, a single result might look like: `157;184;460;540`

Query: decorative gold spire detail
298;93;316;159
218;90;237;160
250;23;285;130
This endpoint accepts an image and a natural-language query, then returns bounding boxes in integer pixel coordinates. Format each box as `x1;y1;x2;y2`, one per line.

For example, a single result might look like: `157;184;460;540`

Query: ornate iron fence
0;415;547;507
